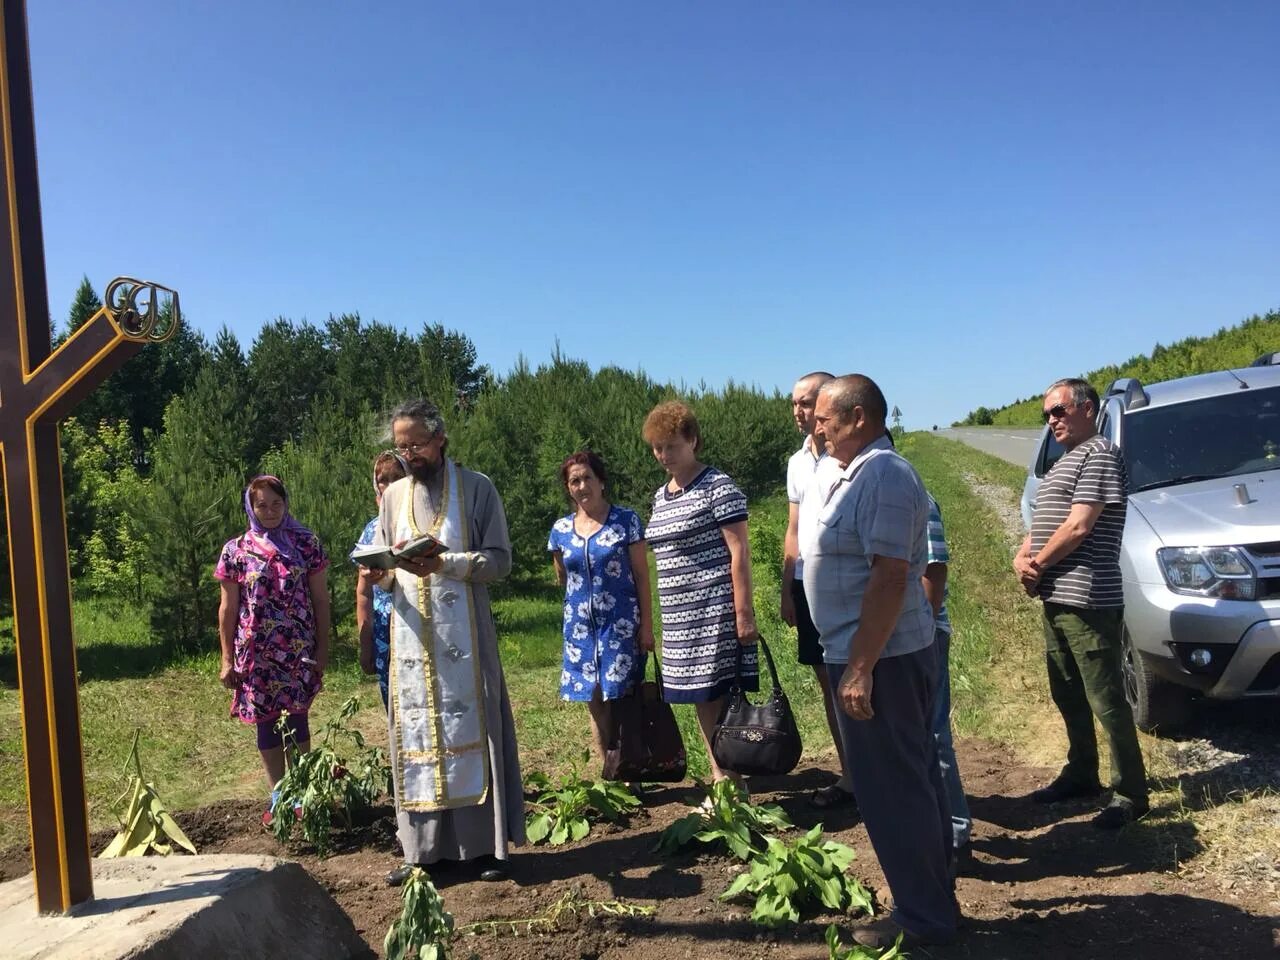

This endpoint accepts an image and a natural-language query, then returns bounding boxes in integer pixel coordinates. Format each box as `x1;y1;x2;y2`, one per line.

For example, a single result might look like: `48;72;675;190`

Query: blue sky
27;1;1279;427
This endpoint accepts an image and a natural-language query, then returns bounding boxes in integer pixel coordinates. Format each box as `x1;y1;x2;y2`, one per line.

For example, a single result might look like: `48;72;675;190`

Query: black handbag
711;636;803;777
601;655;687;783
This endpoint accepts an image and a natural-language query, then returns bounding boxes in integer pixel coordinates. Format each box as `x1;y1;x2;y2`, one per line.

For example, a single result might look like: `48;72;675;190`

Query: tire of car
1121;626;1191;734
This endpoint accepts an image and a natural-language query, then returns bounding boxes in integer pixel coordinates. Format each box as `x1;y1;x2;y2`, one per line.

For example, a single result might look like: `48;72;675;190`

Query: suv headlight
1157;546;1257;600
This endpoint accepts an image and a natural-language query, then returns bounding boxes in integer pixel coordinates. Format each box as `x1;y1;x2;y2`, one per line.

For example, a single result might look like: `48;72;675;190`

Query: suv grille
1243;543;1280;599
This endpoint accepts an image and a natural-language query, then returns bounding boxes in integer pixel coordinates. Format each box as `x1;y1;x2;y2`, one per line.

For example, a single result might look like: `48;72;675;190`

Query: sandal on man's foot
810;783;857;810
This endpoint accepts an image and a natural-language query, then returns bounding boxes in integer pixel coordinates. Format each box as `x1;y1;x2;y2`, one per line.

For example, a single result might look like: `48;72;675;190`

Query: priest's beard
409;457;444;485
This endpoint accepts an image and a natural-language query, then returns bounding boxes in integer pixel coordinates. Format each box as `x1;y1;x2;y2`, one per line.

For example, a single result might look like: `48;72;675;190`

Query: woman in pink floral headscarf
215;475;330;796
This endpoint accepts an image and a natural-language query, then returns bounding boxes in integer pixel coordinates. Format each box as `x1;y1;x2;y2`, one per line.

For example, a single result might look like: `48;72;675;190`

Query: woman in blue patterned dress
547;450;655;760
643;401;758;784
355;451;406;709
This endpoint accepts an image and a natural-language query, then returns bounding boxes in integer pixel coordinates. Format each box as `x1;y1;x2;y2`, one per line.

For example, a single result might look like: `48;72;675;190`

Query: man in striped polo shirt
1013;378;1148;829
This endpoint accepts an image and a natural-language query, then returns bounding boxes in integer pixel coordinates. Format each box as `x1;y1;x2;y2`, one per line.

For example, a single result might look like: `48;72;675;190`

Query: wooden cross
0;1;180;914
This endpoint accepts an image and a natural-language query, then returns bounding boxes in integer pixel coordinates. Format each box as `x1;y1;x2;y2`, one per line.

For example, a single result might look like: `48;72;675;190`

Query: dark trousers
827;646;956;943
1042;602;1147;804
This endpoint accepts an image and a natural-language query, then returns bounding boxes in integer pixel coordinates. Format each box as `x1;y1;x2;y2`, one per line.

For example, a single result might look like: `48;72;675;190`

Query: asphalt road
938;426;1043;468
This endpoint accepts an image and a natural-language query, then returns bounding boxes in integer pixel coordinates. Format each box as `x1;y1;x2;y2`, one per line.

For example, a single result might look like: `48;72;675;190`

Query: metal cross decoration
0;1;180;913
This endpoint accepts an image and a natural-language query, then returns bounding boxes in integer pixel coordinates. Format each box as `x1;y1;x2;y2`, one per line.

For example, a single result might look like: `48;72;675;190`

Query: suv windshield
1124;384;1280;492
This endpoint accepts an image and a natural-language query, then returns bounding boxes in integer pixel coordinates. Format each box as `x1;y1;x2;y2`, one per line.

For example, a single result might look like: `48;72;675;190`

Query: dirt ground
3;737;1276;959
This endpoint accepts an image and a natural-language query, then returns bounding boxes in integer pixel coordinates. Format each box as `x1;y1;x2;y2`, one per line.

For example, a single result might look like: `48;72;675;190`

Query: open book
349;534;446;570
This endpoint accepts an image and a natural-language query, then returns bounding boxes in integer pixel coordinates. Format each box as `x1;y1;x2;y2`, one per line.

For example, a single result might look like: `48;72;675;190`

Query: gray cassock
375;459;525;864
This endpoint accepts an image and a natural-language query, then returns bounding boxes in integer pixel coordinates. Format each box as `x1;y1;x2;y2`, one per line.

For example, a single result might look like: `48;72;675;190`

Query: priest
368;397;524;884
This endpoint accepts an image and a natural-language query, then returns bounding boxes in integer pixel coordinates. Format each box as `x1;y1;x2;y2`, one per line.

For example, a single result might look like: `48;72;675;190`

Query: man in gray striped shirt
1013;378;1148;828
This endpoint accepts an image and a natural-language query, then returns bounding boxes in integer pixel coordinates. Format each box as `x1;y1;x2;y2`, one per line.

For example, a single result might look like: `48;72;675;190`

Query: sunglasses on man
1042;403;1075;423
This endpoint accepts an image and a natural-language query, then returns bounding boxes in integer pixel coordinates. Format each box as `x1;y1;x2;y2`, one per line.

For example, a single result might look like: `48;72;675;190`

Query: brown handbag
601;655;687;783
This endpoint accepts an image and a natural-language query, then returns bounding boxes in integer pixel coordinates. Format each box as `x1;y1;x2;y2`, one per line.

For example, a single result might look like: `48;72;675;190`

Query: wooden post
0;0;180;913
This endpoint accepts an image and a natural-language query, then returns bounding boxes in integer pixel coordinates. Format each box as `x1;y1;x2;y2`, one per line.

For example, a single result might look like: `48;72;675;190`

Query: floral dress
357;516;392;706
215;529;328;724
547;506;645;701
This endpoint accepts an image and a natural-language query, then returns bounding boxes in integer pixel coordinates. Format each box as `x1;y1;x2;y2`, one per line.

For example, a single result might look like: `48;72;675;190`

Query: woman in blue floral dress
547;451;655;760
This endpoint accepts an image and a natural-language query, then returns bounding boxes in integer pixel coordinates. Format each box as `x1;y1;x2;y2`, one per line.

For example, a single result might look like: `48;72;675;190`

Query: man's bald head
813;374;890;466
795;370;835;393
818;374;888;430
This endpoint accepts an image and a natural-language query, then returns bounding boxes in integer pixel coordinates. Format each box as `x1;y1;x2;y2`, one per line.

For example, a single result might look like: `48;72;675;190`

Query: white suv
1020;357;1280;732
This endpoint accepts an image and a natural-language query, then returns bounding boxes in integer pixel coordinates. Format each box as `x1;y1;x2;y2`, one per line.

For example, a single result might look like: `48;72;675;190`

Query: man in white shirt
780;370;853;809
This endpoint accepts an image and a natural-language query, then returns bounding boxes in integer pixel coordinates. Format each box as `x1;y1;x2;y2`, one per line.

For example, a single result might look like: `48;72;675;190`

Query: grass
898;432;1063;759
0;602;382;850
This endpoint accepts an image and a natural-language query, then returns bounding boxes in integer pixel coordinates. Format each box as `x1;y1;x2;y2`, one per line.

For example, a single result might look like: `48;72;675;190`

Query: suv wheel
1121;627;1191;734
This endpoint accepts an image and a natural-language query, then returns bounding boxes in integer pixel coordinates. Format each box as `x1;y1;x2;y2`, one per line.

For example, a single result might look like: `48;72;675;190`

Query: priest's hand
396;550;443;578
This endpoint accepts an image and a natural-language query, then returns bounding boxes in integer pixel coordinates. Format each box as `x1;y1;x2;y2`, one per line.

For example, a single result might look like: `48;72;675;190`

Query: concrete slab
0;854;371;959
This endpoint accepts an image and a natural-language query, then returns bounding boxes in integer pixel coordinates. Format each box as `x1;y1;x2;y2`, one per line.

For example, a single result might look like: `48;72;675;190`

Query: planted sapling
384;867;454;960
657;777;792;861
720;824;874;927
826;923;909;959
267;696;391;856
524;753;641;846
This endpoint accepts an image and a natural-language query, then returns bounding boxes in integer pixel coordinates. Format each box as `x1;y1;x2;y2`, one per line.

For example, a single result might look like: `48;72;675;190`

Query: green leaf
752;891;797;927
569;817;590;842
156;810;197;855
721;872;755;901
526;812;551;844
772;872;799;898
749;857;776;882
815;874;844;911
825;841;857;871
549;820;570;846
123;821;157;856
846;879;875;916
723;831;753;861
656;815;701;853
99;831;127;858
826;923;842;954
881;933;907;958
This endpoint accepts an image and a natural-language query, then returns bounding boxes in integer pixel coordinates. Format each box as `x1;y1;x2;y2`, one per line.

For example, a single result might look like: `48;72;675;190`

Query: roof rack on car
1104;377;1149;410
1250;352;1280;367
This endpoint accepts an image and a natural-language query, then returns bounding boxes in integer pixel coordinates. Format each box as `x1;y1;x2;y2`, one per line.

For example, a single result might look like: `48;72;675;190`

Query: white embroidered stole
389;461;490;811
